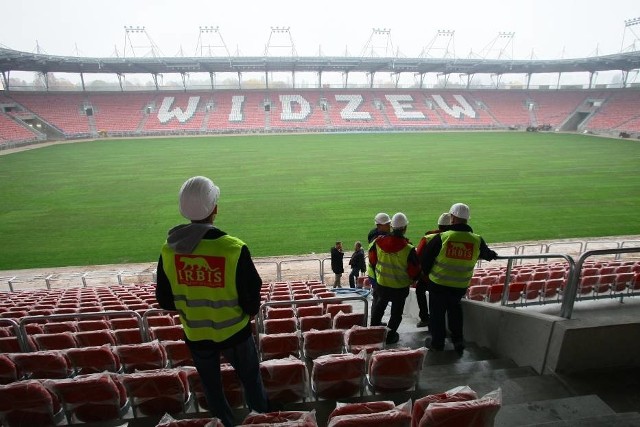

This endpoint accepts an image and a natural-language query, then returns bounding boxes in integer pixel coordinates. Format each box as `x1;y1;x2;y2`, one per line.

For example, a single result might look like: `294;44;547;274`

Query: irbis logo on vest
445;241;474;261
175;255;225;288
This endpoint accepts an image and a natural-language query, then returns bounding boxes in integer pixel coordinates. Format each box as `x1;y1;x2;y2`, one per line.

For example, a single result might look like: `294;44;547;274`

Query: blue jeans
189;335;269;427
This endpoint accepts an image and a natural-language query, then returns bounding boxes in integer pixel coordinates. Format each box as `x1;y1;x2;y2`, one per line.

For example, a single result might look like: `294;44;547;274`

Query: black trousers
426;282;467;349
415;280;430;322
370;285;410;332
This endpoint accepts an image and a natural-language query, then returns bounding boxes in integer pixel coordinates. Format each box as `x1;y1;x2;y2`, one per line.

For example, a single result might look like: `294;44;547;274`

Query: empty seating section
529;91;589;127
470;90;531;126
269;91;327;130
142;93;209;132
0;113;39;143
89;93;151;133
2;88;639;136
586;90;640;132
10;93;91;136
467;260;640;305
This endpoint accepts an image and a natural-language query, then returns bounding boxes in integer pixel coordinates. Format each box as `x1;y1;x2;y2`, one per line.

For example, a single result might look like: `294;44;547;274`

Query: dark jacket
330;247;344;274
156;226;262;350
349;248;366;273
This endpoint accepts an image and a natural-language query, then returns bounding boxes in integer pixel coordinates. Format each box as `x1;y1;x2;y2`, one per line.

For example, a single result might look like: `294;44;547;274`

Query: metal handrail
496;253;576;309
560;247;640;318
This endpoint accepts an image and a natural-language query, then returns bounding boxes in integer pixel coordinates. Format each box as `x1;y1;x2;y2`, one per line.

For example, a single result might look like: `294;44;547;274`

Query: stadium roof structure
1;46;640;89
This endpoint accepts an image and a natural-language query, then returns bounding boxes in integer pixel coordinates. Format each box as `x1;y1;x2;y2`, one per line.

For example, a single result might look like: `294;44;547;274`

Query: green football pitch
1;132;638;270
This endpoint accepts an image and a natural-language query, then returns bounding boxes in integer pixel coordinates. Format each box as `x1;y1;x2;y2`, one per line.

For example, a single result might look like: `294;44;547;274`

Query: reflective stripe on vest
428;230;481;288
161;235;249;342
374;240;414;288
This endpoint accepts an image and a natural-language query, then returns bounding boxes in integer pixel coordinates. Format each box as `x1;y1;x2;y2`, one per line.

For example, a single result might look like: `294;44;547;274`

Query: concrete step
496;394;621;426
521;411;640;426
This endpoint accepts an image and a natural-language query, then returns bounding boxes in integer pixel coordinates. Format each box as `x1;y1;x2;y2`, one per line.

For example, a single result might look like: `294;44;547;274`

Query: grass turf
0;132;638;270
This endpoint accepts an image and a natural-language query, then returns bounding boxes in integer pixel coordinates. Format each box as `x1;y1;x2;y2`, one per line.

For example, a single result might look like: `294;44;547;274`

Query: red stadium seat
0;354;20;384
32;331;78;351
114;328;145;345
298;313;332;332
263;317;298;334
302;329;344;360
75;330;116;347
150;325;184;341
260;356;308;404
417;388;502;427
344;325;387;354
333;312;366;330
465;285;490;301
10;350;73;379
241;410;317;426
258;332;301;361
367;347;427;394
44;373;129;423
311;351;366;400
412;385;478;427
121;368;192;417
66;345;121;375
0;379;65;427
113;341;168;372
162;340;193;368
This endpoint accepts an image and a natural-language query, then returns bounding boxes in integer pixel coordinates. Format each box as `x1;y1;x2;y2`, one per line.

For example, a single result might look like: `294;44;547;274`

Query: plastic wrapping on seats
157;413;224;426
327;399;412;427
260;356;308;403
418;388;502;427
411;385;478;427
329;399;396;419
241;409;318;426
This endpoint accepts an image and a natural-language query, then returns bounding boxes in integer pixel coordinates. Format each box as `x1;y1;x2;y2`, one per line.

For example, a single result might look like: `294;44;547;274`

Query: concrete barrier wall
462;299;640;374
462;300;560;374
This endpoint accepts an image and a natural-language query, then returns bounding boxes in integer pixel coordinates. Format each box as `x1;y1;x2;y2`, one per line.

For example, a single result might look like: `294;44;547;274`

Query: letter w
157;96;201;123
431;95;476;119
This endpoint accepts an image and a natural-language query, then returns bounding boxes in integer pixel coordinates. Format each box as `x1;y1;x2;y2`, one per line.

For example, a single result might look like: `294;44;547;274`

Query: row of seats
0;370;501;427
2;89;638;143
0;347;428;425
466;271;640;304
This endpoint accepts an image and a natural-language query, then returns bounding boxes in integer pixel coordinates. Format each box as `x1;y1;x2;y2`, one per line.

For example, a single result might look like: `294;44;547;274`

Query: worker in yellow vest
420;203;498;354
414;212;451;328
368;212;421;344
155;176;269;427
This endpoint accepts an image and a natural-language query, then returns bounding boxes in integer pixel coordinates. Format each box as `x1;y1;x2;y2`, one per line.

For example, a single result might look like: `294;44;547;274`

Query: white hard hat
391;212;409;229
437;212;451;226
374;212;391;225
178;176;220;221
449;203;470;220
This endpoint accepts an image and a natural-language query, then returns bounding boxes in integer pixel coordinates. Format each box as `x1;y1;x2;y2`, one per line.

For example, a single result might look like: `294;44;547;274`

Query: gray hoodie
166;223;216;254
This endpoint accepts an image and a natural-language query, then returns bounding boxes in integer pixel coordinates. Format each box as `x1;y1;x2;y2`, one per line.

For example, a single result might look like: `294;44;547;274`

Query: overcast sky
2;0;639;59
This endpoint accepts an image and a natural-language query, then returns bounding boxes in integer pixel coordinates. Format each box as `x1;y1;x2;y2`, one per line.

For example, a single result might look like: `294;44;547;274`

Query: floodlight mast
418;30;455;88
264;27;298;89
123;26;163;58
360;28;396;88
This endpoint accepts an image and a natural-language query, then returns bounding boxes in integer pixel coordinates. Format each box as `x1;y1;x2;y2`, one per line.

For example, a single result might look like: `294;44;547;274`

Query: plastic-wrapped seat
367;347;427;394
10;350;73;379
0;379;65;427
44;372;129;423
32;331;78;351
0;354;20;384
66;345;121;375
75;329;116;347
241;410;318;426
411;386;478;427
299;313;332;332
260;356;308;404
150;325;184;341
263;317;298;334
327;400;412;427
162;340;193;368
344;325;386;354
417;388;502;427
113;341;168;372
311;351;366;400
258;332;301;361
333;312;366;330
121;368;192;417
302;329;344;360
